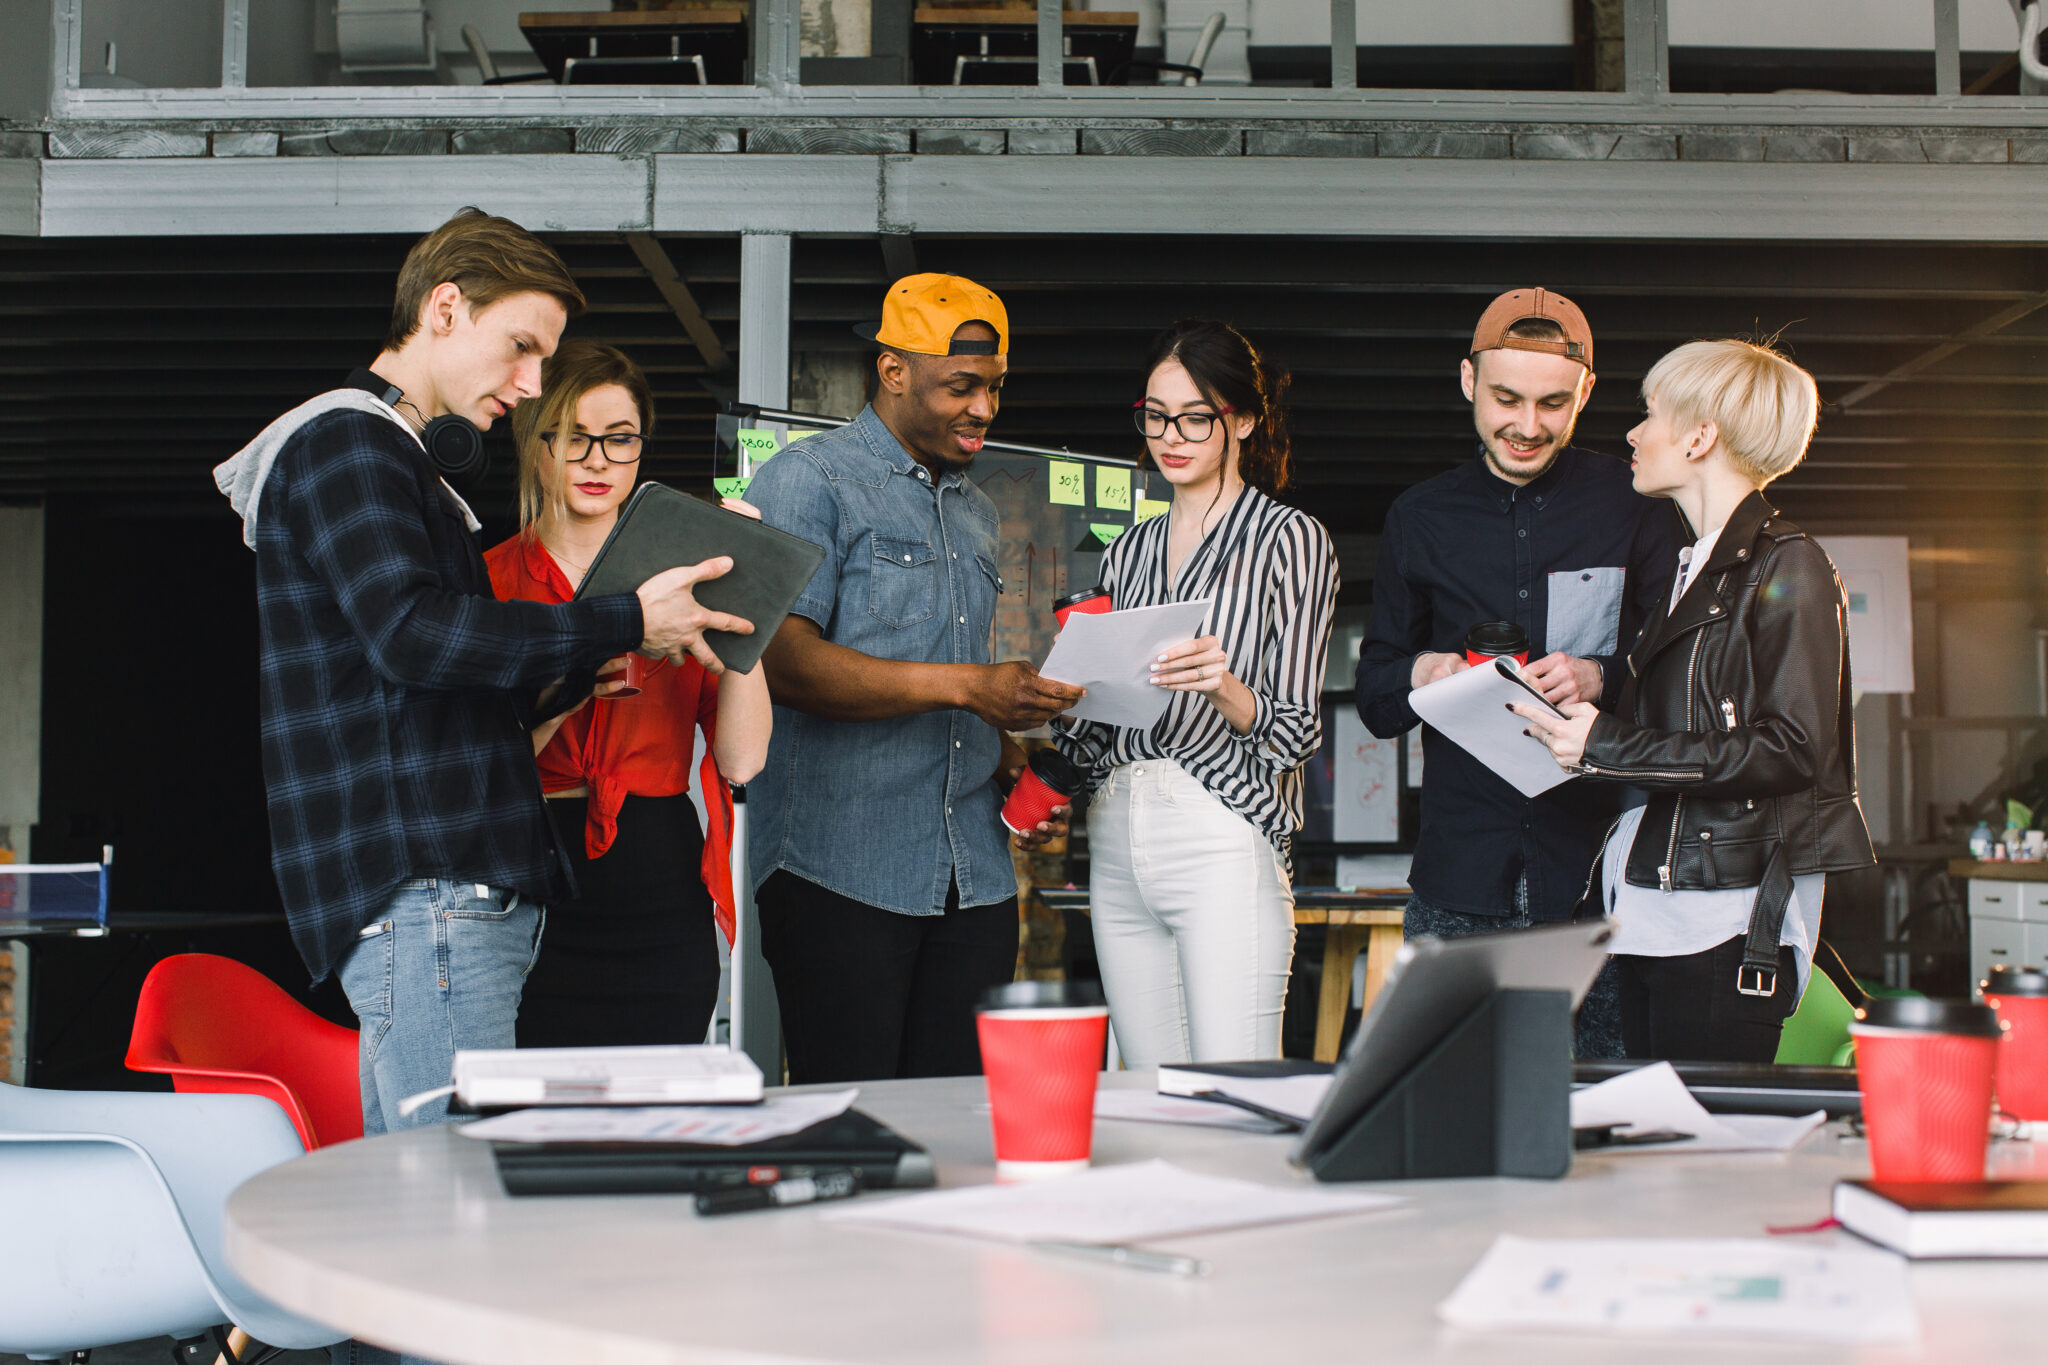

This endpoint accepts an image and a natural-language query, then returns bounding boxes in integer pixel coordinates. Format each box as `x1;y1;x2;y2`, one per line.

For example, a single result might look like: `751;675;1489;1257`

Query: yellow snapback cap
856;273;1009;356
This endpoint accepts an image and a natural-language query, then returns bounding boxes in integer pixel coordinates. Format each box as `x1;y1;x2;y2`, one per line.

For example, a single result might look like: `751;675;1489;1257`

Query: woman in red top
486;341;771;1047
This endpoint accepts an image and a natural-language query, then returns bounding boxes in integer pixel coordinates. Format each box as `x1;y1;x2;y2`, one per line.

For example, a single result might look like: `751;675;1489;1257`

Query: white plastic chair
0;1083;345;1361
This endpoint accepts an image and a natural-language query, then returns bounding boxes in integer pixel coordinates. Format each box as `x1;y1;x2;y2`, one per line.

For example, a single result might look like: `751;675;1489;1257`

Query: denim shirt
745;405;1011;915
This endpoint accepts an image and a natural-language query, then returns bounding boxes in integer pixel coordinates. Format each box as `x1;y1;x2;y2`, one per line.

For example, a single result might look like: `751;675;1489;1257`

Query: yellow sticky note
1096;466;1132;512
784;429;823;446
736;428;781;464
1135;497;1170;523
1048;460;1087;506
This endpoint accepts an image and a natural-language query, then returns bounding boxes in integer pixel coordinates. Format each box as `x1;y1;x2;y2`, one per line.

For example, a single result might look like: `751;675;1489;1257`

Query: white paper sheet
1408;657;1577;798
1092;1089;1293;1133
1438;1235;1919;1344
1039;599;1213;730
458;1089;858;1145
1570;1062;1827;1154
824;1158;1399;1245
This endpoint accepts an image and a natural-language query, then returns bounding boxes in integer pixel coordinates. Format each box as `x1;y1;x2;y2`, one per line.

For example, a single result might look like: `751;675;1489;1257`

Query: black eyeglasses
1132;403;1234;444
545;431;644;464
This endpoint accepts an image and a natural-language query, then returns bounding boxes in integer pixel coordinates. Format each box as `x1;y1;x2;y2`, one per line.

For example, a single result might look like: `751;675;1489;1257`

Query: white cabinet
1969;877;2028;997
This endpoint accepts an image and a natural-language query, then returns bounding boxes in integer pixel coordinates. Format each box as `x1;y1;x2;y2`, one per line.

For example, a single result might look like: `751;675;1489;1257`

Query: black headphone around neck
344;368;490;486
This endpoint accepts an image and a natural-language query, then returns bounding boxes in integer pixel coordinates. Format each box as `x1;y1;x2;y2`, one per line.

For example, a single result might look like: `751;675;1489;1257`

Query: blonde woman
1512;340;1874;1061
485;341;771;1047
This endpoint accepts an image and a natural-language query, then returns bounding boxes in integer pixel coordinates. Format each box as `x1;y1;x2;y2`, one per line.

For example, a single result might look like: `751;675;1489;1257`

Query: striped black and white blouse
1056;485;1339;862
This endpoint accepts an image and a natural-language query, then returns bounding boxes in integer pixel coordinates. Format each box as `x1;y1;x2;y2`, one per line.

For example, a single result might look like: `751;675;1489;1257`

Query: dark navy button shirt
1354;446;1685;921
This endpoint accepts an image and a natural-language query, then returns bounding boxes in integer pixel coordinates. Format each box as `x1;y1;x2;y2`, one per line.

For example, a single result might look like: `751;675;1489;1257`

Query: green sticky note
1134;497;1170;523
1096;466;1132;512
713;477;752;500
736;428;781;464
1048;460;1087;506
1090;523;1125;547
784;428;823;445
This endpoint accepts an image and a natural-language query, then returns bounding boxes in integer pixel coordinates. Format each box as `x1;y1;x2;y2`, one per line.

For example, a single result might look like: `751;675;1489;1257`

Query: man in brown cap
1353;289;1684;1054
746;274;1084;1084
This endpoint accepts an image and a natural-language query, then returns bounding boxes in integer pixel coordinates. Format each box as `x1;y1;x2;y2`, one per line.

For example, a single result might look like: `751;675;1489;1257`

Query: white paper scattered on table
1409;658;1576;798
1039;599;1213;730
1092;1089;1292;1134
1438;1235;1919;1344
458;1089;858;1145
1570;1062;1827;1154
824;1158;1399;1245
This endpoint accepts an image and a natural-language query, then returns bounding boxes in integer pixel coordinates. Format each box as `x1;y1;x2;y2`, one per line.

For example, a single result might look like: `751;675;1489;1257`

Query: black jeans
757;871;1019;1084
1616;935;1800;1063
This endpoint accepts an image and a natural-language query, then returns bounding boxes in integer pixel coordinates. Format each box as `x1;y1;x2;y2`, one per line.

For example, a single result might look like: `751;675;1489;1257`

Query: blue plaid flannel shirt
251;410;642;982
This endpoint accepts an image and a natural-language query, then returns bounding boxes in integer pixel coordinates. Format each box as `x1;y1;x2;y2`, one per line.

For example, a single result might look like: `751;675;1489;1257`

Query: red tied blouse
484;533;736;943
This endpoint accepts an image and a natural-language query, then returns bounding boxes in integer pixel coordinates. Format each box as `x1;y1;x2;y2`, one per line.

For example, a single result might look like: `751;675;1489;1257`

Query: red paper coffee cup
1984;965;2048;1122
977;980;1108;1182
1053;586;1112;629
1851;996;2004;1181
1001;749;1084;835
1464;620;1530;668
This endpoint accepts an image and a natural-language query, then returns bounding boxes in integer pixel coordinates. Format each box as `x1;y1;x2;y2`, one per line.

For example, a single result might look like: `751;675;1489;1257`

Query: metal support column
221;0;249;88
1037;0;1062;89
729;231;791;1077
1935;0;1962;95
752;0;800;92
1623;0;1668;102
1329;0;1357;91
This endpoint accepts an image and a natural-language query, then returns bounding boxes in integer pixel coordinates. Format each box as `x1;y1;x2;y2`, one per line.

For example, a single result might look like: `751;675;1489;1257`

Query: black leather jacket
1579;491;1875;897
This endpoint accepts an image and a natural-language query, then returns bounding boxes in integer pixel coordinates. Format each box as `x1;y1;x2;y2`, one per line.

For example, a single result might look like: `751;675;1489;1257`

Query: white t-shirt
1602;519;1821;995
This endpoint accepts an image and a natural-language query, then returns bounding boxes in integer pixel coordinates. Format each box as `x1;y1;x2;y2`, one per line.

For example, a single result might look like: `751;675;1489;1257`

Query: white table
226;1071;2047;1365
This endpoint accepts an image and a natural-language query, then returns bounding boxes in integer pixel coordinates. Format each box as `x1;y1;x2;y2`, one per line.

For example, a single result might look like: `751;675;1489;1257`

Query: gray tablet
1290;919;1614;1174
575;482;827;674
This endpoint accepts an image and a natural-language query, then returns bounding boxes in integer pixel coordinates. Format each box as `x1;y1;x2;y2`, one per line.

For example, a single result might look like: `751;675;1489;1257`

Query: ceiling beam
623;232;730;374
1834;289;2048;408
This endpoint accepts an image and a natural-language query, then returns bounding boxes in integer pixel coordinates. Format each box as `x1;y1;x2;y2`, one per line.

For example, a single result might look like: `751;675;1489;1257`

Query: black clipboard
574;482;827;674
1494;656;1567;719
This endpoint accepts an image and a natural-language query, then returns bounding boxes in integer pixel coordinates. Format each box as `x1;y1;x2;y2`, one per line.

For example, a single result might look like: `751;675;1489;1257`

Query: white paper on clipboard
1408;658;1577;798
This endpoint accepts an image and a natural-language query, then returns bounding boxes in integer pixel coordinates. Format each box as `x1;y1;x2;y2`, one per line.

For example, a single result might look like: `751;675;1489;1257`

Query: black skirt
516;792;723;1049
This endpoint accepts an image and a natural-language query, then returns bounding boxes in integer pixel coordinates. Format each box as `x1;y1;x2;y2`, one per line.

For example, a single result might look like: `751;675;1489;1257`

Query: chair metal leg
172;1327;235;1365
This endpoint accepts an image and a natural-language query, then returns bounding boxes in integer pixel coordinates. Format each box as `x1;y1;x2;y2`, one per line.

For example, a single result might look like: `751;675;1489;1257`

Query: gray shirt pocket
1547;566;1625;657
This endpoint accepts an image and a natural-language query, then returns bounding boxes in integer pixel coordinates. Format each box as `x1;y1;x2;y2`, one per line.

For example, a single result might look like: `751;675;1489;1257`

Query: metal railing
25;0;2048;123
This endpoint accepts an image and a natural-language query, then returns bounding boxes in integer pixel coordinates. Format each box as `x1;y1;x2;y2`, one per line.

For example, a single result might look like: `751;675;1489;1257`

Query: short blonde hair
1641;339;1818;486
511;341;654;537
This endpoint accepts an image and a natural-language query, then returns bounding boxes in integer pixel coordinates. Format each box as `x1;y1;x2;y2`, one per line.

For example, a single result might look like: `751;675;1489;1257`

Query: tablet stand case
1306;988;1573;1182
575;481;828;675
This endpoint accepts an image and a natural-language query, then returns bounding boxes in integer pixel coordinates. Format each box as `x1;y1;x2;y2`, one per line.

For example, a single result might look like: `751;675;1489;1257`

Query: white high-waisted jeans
1087;759;1295;1065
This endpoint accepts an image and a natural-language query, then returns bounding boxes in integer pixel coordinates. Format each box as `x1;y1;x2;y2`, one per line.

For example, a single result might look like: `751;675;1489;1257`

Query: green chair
1774;966;1859;1066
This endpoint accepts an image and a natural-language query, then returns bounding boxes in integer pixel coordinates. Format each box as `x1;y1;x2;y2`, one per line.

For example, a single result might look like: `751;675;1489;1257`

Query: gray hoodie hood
214;388;481;548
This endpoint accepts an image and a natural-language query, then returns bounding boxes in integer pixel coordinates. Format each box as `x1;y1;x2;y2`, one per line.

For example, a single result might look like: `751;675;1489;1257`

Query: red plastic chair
126;953;362;1149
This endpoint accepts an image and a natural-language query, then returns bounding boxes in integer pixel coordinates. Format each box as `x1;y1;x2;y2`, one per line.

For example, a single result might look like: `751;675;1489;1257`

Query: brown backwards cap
1469;287;1593;370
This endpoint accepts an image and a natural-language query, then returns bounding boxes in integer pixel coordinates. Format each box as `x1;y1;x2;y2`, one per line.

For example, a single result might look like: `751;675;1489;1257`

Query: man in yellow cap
745;274;1085;1084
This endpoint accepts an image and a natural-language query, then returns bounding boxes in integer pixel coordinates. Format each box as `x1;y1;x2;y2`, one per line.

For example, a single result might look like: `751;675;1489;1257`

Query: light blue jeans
332;878;544;1365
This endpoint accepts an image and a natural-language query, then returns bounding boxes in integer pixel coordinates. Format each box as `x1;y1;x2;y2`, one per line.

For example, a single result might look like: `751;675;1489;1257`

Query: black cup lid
1053;586;1110;612
978;980;1106;1011
1464;620;1530;655
1984;965;2048;998
1026;746;1087;794
1855;996;2005;1037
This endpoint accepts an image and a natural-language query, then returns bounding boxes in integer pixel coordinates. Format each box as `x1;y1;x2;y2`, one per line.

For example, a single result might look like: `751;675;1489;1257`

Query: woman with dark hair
484;340;771;1047
1056;319;1339;1064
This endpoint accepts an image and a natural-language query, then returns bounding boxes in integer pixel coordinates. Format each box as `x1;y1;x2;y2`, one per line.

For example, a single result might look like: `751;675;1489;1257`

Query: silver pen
1034;1241;1210;1277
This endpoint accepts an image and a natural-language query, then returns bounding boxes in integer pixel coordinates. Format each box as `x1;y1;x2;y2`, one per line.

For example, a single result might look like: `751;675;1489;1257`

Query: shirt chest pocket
869;535;939;628
1547;565;1625;658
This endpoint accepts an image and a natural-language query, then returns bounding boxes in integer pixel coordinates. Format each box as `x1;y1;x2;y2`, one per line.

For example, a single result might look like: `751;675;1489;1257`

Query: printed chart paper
1438;1235;1919;1344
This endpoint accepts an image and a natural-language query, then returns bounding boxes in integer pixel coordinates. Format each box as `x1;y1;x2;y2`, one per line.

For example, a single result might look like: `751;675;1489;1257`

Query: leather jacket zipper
1720;697;1738;731
1659;630;1708;891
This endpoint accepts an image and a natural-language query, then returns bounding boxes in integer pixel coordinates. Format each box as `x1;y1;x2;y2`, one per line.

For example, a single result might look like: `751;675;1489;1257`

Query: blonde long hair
512;341;655;538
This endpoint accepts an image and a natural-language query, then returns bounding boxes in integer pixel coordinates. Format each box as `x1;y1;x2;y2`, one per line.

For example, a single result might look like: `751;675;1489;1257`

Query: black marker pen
695;1169;863;1217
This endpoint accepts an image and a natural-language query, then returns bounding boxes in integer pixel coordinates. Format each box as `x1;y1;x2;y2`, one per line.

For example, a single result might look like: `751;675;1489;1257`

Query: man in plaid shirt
218;210;750;1146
